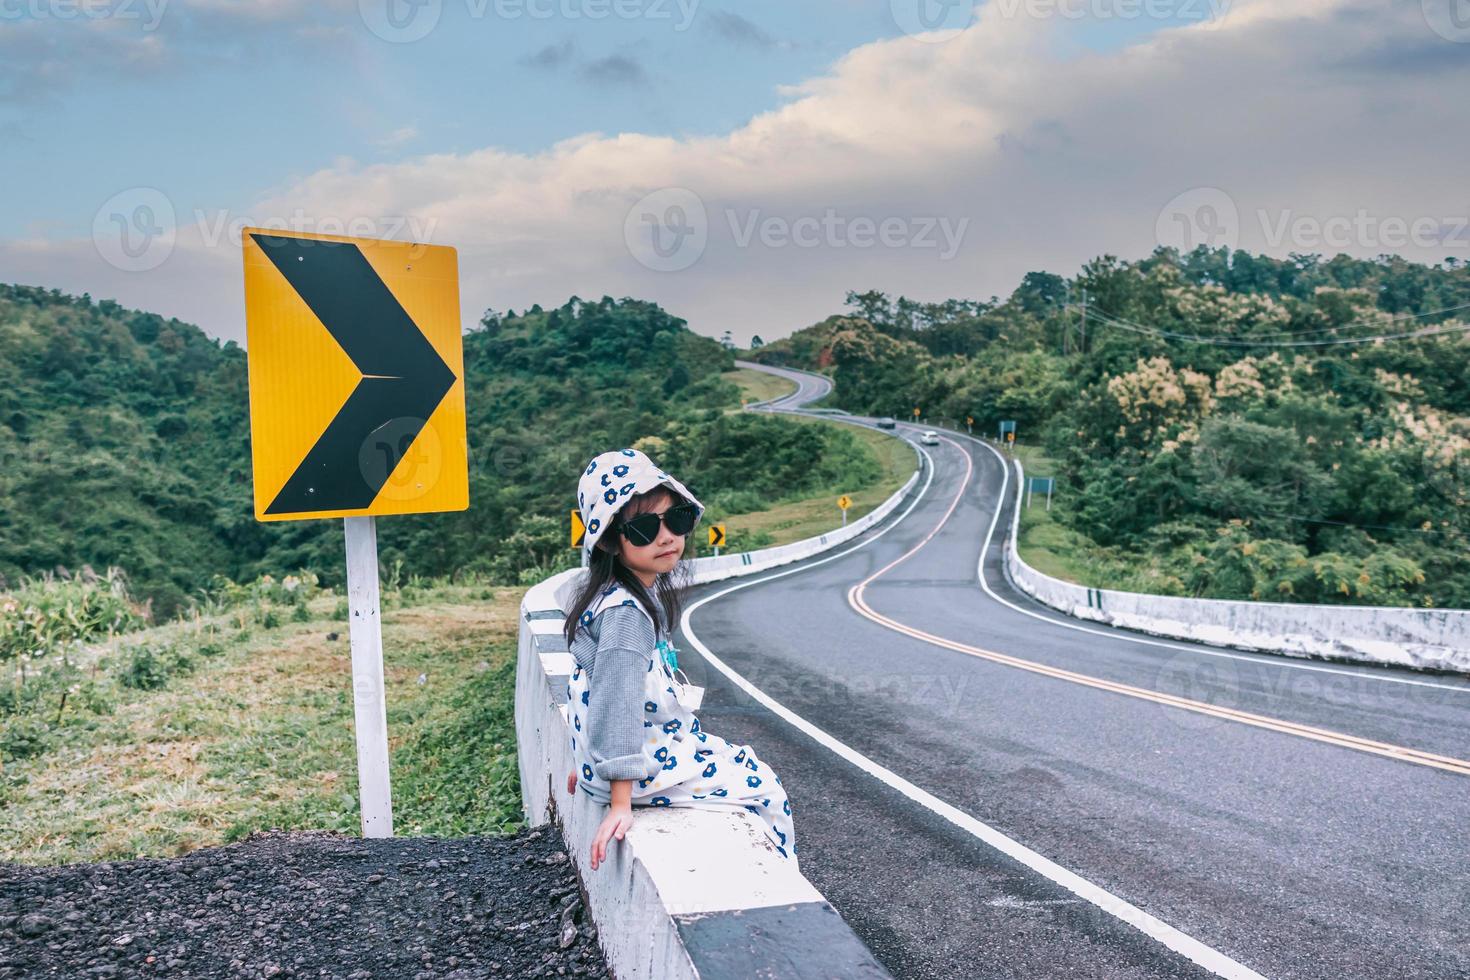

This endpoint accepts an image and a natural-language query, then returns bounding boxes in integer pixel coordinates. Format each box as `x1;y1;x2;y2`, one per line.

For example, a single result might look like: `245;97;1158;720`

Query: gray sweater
569;594;667;781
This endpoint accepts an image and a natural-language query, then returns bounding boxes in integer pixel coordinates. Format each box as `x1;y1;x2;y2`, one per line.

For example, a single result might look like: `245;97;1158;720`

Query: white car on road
920;430;939;446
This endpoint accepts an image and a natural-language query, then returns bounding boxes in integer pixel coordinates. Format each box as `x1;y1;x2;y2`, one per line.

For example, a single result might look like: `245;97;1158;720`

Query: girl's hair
562;485;693;649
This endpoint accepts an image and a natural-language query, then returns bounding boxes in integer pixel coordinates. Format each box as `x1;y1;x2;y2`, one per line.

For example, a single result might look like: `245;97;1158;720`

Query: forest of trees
0;287;878;618
5;244;1465;614
752;248;1470;608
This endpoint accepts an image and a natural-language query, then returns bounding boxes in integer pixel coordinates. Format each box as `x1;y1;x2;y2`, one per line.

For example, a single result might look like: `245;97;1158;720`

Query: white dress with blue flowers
567;578;797;862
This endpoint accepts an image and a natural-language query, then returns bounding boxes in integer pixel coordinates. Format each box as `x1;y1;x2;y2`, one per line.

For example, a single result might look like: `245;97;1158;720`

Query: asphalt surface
678;363;1470;979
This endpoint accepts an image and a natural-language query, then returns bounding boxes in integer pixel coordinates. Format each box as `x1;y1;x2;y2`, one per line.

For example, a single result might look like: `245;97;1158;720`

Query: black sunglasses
616;503;699;547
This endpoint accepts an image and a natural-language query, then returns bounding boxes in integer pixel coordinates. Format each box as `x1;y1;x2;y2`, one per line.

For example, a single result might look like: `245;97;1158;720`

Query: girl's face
615;490;687;586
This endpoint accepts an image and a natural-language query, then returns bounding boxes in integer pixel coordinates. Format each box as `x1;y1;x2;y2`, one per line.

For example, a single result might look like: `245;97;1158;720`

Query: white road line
743;359;1468;694
850;432;1470;773
760;379;1467;696
678;460;1269;980
948;432;1469;695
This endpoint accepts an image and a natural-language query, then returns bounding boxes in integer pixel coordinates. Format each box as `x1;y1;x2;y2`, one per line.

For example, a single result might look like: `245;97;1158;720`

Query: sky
2;0;1468;347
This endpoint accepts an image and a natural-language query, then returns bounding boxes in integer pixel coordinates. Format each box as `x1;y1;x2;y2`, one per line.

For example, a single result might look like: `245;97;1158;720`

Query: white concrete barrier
516;455;918;980
1001;450;1470;675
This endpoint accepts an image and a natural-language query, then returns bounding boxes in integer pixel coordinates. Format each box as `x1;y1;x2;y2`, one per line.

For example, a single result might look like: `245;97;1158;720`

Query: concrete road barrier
1000;451;1470;675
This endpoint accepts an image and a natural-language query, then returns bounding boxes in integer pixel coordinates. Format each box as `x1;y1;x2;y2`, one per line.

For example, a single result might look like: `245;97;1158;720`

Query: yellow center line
848;433;1470;778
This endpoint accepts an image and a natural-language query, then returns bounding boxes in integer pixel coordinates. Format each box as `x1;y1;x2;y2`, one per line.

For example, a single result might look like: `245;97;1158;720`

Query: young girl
561;447;798;871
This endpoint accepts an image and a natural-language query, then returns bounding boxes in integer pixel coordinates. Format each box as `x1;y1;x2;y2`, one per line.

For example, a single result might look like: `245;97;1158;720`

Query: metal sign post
1026;477;1055;512
344;516;393;838
999;420;1017;454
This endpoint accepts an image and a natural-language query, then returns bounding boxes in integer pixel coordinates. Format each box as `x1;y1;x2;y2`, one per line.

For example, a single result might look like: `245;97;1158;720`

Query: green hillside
751;250;1470;607
0;287;886;619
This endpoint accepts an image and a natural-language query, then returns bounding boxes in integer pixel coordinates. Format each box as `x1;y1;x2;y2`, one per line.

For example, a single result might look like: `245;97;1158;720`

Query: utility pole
1063;283;1071;356
1080;288;1088;354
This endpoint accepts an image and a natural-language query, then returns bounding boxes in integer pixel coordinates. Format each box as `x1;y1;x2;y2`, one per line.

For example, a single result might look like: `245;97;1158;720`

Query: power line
1236;511;1467;537
1081;307;1470;352
1140;300;1470;338
1089;306;1470;347
1086;302;1470;348
1174;301;1470;342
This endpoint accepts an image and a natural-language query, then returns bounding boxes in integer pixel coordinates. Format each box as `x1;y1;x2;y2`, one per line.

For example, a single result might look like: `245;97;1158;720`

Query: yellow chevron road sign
242;228;468;522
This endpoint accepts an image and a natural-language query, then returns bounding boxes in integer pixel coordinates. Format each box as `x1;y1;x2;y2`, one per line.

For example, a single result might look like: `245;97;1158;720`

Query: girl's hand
589;806;634;871
567;770;577;796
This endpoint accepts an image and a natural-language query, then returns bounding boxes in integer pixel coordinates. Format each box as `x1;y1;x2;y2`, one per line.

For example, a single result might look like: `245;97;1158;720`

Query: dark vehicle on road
876;417;896;429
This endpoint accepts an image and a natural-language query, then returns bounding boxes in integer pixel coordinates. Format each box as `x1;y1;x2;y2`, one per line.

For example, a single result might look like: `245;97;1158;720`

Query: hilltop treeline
0;287;876;617
752;249;1470;607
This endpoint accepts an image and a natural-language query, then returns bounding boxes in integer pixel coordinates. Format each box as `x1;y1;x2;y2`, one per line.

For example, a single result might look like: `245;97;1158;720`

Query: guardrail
751;399;1467;676
516;453;918;979
999;449;1470;675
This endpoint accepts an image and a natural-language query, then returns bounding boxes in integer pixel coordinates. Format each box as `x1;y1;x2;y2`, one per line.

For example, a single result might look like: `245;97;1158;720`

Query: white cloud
373;125;421;150
5;0;1469;347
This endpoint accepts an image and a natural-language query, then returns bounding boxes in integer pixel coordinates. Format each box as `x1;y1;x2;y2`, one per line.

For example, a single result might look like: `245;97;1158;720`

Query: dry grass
723;367;799;409
1;583;527;865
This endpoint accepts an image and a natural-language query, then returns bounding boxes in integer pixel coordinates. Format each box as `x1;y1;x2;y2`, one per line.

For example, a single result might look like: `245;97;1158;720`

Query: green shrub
1;716;52;760
120;646;169;691
0;567;146;665
710;489;768;514
77;682;115;716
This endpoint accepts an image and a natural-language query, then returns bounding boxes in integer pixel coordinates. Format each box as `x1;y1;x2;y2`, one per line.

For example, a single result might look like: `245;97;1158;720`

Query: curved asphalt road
672;362;1470;979
742;359;835;409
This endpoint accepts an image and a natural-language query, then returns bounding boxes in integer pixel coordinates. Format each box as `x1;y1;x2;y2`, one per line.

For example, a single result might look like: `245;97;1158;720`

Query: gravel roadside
0;826;608;979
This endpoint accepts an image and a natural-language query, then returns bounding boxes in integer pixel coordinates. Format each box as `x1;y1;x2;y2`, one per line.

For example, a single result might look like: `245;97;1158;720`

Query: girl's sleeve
585;606;659;782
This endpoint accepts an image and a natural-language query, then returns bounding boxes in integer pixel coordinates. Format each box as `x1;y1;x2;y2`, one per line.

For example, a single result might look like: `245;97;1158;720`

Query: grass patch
1009;443;1090;584
723;366;798;409
1;390;918;865
717;414;917;547
0;582;526;865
